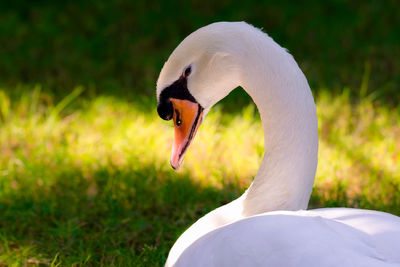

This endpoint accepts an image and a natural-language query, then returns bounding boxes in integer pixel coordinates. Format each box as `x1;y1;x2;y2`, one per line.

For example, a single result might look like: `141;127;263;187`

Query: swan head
156;22;243;170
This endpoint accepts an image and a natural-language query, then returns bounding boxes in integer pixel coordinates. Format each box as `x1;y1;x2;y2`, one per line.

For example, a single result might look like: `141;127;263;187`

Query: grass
0;1;399;265
0;1;399;103
0;86;399;266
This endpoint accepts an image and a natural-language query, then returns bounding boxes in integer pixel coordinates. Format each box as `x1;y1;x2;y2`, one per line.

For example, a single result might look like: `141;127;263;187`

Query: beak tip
170;160;181;171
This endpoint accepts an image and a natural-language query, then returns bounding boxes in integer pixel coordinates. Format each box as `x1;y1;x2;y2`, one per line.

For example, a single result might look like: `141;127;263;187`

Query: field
0;1;399;266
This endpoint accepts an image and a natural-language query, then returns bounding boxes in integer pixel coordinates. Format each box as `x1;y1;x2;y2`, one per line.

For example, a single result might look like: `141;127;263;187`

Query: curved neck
233;30;319;216
164;24;319;266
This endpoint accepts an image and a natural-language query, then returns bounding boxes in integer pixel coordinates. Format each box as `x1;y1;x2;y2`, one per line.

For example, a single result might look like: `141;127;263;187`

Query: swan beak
170;98;203;170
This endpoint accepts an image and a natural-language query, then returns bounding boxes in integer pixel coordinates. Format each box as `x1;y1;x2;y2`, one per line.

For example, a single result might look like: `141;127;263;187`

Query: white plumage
176;209;400;267
156;21;400;267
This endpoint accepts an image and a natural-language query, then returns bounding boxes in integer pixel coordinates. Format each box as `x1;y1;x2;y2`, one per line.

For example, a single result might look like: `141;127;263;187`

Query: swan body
156;22;400;266
175;208;400;267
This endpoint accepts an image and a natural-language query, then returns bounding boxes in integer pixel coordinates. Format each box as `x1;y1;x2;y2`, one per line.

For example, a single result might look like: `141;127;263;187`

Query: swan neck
236;34;319;216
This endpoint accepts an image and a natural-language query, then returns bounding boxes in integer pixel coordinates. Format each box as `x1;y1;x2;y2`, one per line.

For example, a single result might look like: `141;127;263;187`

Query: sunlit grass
314;90;400;210
0;87;399;265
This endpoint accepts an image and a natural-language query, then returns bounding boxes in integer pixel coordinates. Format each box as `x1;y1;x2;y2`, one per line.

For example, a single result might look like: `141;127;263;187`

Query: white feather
156;22;400;267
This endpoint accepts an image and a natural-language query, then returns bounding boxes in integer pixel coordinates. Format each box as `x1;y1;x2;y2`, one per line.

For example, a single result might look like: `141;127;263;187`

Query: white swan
156;22;400;267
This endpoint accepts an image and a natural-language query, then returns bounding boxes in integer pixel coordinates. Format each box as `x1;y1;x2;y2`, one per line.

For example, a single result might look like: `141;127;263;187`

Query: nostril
157;99;173;120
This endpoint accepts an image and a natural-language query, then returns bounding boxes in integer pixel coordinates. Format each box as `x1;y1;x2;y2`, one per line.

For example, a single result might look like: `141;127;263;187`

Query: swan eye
183;66;191;78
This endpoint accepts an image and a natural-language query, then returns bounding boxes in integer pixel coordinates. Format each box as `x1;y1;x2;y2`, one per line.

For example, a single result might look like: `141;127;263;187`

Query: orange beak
170;98;203;170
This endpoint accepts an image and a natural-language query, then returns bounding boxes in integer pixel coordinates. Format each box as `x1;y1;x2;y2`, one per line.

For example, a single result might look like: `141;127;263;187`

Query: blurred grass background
0;0;399;266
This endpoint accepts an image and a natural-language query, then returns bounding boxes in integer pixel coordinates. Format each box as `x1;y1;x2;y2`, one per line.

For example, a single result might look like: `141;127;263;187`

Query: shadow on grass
0;163;242;266
1;151;399;265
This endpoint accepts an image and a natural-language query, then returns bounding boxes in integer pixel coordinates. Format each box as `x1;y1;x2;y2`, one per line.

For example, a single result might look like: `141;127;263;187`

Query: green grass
0;1;399;265
0;1;399;103
0;86;399;266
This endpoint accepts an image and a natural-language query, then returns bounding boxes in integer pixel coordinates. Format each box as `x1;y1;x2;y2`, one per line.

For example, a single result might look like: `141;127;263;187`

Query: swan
156;22;400;267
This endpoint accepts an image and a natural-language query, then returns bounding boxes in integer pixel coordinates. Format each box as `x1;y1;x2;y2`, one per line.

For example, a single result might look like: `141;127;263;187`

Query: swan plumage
176;209;400;267
156;21;400;267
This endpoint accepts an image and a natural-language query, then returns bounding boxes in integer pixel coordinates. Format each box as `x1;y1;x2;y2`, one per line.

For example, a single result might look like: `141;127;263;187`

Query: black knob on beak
157;98;173;121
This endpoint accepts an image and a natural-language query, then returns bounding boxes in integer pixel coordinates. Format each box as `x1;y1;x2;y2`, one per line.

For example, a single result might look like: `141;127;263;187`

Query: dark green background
0;0;399;104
